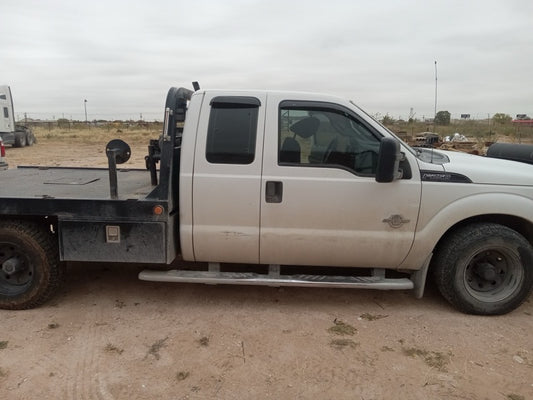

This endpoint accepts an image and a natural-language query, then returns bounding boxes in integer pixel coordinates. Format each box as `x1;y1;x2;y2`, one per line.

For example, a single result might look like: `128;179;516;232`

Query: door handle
265;181;283;203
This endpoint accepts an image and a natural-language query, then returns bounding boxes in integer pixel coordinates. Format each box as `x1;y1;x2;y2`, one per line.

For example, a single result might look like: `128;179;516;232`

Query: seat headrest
290;117;320;138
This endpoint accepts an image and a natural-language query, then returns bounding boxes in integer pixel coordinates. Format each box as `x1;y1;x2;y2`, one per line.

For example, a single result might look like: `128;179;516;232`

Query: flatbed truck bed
0;165;174;264
0;166;153;200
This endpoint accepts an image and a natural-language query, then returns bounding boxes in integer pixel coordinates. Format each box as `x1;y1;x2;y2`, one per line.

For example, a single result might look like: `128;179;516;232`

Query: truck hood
440;150;533;186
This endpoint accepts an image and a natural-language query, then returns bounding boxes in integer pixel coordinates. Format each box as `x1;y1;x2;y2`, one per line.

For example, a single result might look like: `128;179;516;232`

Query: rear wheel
14;132;26;148
26;132;35;146
433;223;533;315
0;221;64;309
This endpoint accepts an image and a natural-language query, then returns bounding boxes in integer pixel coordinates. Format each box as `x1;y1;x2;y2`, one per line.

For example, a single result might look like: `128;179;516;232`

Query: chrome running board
139;265;414;291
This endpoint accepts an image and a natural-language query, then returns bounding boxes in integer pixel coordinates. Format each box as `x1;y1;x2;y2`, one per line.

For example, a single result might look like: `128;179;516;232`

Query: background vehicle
0;85;36;147
0;137;7;170
0;85;532;315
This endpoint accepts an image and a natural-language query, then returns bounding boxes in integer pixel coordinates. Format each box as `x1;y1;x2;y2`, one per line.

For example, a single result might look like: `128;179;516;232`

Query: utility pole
84;99;88;125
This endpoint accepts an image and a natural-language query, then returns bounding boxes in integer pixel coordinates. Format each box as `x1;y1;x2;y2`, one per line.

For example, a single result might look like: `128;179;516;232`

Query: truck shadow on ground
55;261;456;315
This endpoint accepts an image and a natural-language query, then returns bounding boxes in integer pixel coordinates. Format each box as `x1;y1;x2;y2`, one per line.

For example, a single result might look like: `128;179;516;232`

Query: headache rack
144;87;193;199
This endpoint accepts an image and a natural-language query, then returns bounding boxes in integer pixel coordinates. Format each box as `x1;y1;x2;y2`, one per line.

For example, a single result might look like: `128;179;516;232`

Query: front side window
279;104;381;175
206;97;259;164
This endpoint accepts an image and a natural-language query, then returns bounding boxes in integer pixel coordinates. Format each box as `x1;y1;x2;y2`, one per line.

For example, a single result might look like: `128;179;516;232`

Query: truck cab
178;90;420;269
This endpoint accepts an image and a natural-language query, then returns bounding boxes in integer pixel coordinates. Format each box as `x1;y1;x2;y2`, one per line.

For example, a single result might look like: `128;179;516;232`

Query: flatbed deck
0;166;154;200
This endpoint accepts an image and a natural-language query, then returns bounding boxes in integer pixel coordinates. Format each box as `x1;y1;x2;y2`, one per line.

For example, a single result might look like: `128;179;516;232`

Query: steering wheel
322;138;338;164
354;150;378;173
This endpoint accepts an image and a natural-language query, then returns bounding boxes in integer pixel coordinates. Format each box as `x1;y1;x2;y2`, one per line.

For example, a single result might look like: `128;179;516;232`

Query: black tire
433;223;533;315
26;132;35;146
0;221;64;309
14;132;26;148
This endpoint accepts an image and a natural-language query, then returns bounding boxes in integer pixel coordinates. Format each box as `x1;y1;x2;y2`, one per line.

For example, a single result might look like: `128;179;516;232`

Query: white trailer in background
0;85;35;147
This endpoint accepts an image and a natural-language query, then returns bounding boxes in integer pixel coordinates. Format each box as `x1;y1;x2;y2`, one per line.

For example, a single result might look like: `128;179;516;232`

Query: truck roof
194;88;356;104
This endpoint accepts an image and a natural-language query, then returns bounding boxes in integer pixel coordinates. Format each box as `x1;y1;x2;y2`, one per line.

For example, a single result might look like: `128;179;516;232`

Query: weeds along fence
387;119;533;143
20;119;164;132
17;116;533;144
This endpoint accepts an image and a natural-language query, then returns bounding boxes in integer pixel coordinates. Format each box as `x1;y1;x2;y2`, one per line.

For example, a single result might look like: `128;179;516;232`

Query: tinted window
206;103;258;164
279;105;381;175
3;107;8;118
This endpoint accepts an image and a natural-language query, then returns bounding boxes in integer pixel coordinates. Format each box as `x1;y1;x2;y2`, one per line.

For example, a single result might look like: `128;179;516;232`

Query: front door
260;96;421;268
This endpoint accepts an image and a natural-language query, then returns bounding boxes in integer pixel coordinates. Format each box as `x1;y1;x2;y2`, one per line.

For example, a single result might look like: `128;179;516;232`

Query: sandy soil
1;135;532;400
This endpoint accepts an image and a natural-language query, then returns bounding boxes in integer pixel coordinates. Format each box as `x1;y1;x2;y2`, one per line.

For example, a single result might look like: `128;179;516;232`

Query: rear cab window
206;96;260;165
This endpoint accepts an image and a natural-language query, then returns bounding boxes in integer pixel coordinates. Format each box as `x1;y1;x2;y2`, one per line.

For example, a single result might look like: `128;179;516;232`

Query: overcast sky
2;0;532;121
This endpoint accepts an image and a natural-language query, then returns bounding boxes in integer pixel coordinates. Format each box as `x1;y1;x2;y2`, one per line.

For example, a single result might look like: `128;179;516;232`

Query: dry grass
328;319;357;336
176;371;190;381
329;339;359;350
360;313;388;321
386;119;533;142
33;125;160;146
402;347;451;372
104;343;124;355
145;337;168;360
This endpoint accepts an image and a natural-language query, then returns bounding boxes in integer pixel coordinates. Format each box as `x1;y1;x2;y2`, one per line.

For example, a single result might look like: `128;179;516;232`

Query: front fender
400;190;533;269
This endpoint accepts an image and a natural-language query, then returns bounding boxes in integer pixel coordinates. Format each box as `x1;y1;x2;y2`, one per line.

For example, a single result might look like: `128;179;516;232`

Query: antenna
433;61;438;132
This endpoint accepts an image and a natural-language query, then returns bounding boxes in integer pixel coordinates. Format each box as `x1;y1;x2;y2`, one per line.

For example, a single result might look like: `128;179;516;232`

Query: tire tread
433;223;533;315
0;221;63;310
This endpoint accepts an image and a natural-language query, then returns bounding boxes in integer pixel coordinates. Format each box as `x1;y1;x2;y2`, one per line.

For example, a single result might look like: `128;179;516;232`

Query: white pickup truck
0;86;532;315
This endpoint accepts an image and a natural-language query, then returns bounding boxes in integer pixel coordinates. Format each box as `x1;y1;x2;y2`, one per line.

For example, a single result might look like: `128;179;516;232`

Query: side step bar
139;265;414;291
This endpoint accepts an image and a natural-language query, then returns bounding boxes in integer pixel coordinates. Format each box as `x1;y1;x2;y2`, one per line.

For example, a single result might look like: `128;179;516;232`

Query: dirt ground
1;133;532;400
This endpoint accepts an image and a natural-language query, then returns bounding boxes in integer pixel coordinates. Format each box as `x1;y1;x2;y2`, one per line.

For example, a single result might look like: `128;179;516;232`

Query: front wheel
0;221;64;309
433;223;533;315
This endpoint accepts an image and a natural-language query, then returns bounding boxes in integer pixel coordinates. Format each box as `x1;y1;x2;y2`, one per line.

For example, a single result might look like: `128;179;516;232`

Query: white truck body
179;89;533;272
1;86;532;315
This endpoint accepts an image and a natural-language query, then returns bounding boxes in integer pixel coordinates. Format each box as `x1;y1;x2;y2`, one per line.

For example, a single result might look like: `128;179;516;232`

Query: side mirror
375;137;402;183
